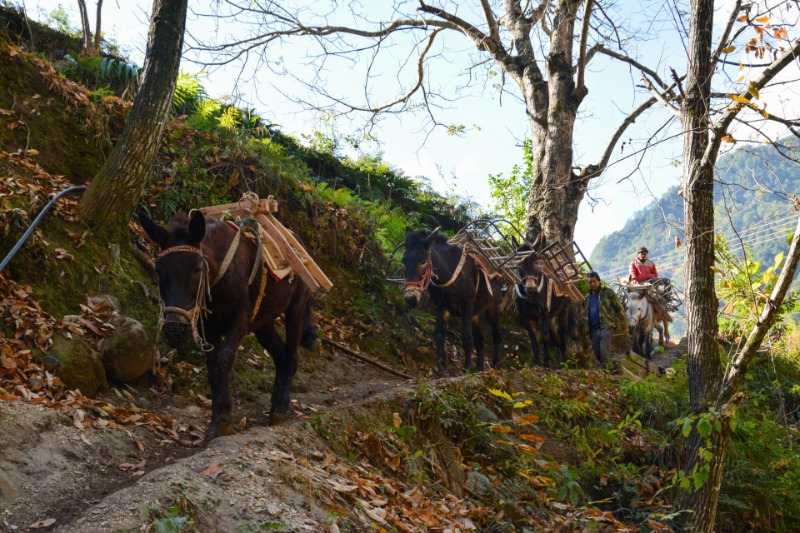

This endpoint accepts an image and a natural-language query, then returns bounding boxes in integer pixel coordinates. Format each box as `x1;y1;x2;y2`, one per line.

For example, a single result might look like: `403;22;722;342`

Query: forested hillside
590;141;800;287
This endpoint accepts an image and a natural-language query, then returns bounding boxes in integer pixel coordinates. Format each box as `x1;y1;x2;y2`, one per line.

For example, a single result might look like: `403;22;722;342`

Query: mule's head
515;243;543;298
401;226;439;307
138;210;208;349
626;289;647;330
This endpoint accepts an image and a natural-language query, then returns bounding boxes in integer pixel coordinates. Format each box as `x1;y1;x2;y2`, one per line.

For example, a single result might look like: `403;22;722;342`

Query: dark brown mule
514;238;576;366
138;211;316;441
402;227;503;373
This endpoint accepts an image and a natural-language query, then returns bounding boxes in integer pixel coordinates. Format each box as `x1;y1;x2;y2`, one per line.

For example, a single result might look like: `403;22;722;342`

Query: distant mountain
589;140;800;290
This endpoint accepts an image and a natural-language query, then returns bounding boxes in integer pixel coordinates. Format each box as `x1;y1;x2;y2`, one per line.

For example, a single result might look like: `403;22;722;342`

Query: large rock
101;316;154;382
46;334;107;397
619;353;661;380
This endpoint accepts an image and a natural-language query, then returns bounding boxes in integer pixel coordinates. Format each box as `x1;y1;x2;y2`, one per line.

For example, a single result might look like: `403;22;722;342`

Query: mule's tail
300;298;318;350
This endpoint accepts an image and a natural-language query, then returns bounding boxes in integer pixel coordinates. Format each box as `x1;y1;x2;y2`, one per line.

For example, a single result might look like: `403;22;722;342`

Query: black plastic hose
0;185;87;272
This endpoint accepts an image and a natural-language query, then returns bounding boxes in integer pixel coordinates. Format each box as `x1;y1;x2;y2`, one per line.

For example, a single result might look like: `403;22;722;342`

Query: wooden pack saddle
199;194;333;293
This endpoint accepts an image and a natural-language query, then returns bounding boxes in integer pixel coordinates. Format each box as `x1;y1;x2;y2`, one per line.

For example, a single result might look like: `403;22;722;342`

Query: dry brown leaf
329;481;359;492
518;433;545;444
26;518;56;529
201;462;224;479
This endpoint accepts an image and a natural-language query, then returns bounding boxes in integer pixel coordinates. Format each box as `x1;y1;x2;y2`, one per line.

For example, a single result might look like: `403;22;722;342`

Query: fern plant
172;71;207;115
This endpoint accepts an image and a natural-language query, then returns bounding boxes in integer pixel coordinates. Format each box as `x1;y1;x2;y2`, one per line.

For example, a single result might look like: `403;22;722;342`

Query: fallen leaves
0;274;205;449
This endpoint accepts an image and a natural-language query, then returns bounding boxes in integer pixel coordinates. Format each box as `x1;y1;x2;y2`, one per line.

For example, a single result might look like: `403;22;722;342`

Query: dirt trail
0;343;413;532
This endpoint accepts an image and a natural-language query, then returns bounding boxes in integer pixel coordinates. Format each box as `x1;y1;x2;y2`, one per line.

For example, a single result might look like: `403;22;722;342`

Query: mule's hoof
204;422;234;442
269;411;289;425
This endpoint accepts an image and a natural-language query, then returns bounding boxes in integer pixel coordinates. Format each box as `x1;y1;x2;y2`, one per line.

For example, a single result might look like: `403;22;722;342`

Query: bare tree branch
596;46;669;90
479;0;501;44
576;0;595;97
707;37;800;167
643;77;681;117
594;96;659;171
419;1;508;60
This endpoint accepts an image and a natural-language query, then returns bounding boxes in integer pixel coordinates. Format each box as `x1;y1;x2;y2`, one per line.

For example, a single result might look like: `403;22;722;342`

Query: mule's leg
525;319;542;366
631;329;641;357
254;321;294;425
205;317;249;441
539;315;552;367
460;306;475;372
518;301;539;366
644;329;654;360
554;313;567;365
278;290;309;416
663;319;670;344
488;308;502;369
654;322;664;346
434;309;448;374
471;316;485;371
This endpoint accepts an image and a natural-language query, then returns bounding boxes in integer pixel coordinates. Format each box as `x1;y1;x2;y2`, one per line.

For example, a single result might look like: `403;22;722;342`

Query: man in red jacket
629;246;658;283
628;246;680;313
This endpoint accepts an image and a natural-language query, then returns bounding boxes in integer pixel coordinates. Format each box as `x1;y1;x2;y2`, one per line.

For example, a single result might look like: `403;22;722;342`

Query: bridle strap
213;227;241;286
431;248;468;288
403;254;433;292
155;245;213;352
158;245;202;259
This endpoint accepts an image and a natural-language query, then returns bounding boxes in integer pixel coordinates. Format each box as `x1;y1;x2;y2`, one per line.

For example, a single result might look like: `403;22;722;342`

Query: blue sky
23;0;797;256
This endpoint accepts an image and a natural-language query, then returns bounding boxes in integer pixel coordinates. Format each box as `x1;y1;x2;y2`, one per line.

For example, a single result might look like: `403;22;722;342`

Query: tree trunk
680;0;724;529
78;0;188;239
93;0;103;55
76;0;91;53
522;0;588;248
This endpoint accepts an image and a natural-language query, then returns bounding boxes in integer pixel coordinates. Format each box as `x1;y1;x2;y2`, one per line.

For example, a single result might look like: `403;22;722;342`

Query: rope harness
402;252;434;296
156;224;270;352
404;248;492;299
156;245;214;352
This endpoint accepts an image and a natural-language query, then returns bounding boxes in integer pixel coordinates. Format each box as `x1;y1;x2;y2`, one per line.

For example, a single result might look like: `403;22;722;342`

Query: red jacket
630;259;658;282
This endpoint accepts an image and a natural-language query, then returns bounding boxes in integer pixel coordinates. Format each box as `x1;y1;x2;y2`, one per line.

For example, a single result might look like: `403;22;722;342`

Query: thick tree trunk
78;0;187;238
680;0;724;529
523;0;587;248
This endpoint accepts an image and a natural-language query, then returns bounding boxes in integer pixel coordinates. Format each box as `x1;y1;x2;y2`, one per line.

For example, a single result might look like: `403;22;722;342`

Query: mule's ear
137;210;169;249
405;226;414;236
188;211;206;246
425;226;441;246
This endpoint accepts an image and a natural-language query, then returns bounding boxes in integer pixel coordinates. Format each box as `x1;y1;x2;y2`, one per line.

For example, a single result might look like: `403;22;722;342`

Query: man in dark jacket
585;271;624;368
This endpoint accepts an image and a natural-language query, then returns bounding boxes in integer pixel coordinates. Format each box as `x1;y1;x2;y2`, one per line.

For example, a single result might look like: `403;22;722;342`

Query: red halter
403;256;433;293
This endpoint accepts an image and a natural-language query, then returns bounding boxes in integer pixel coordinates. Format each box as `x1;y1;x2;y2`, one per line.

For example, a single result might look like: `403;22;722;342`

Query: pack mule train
402;227;503;373
514;235;577;366
138;210;317;441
